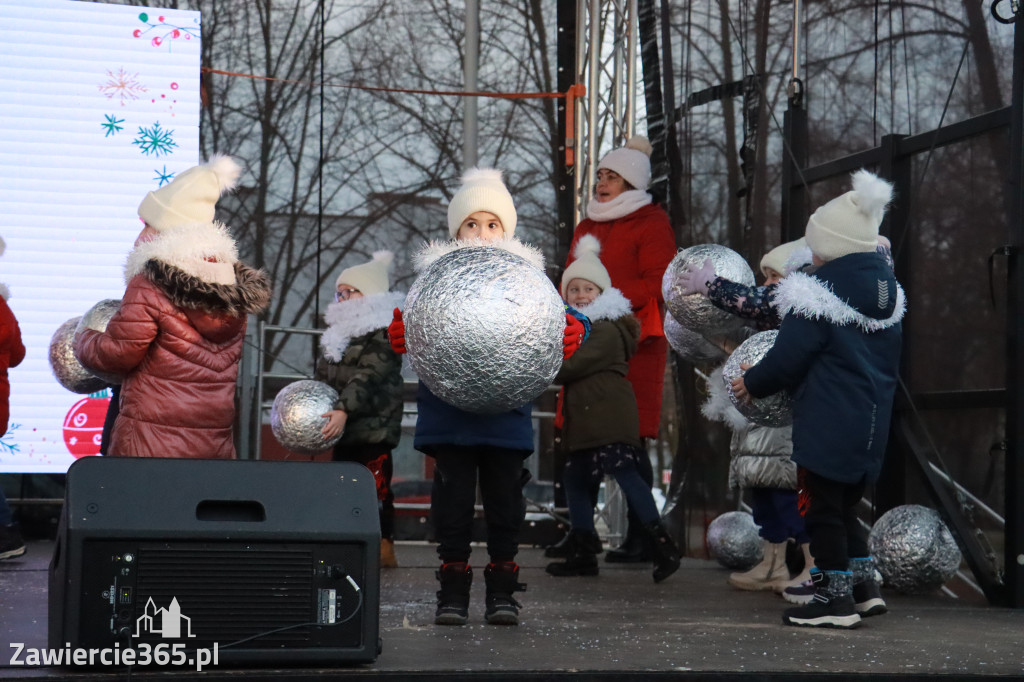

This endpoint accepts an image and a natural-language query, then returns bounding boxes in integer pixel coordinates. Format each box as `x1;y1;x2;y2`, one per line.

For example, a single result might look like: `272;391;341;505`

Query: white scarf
574;287;631;323
584;189;652;223
773;271;906;332
320;291;405;362
412;237;545;273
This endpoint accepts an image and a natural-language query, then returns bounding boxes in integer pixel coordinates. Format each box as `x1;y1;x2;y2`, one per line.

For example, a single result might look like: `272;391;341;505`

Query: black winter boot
604;520;653;563
543;530;573;558
435;562;472;626
850;556;887;617
483;561;526;625
643;521;681;583
782;569;861;629
546;530;602;577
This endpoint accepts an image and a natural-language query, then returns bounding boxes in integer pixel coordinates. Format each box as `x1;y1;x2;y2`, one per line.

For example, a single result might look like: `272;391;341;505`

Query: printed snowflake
154;165;175;186
98;68;147;106
133;122;178;157
101;114;124;137
0;423;20;455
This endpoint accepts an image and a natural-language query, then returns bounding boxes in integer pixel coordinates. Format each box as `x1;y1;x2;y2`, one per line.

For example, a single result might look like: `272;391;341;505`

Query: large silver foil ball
270;380;343;456
869;504;962;594
49;317;110;394
707;510;763;569
662;244;754;336
721;330;793;427
664;313;726;365
405;246;564;414
74;299;123;385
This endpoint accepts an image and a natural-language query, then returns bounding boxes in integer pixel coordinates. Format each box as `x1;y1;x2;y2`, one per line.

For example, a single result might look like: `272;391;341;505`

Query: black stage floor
1;540;1022;681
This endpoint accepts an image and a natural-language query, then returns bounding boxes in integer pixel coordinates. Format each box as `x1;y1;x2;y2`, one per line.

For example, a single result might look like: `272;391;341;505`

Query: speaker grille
135;545;316;645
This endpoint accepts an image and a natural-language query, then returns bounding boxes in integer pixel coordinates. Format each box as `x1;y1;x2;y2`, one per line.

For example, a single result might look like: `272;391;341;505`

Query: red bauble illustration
63;395;111;458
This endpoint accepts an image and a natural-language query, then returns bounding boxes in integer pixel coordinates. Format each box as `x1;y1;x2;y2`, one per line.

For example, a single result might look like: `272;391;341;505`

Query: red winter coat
568;202;676;437
75;261;271;459
0;295;26;436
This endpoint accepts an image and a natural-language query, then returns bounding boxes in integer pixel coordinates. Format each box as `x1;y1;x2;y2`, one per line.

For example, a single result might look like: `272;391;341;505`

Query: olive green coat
555;288;642;452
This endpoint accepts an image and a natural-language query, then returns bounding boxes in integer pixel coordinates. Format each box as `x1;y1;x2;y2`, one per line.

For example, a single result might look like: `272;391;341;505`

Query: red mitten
563;313;584;360
387;308;406;354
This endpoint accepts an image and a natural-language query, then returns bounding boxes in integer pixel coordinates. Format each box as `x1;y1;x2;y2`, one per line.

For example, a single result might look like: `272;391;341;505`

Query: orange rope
200;66;587;167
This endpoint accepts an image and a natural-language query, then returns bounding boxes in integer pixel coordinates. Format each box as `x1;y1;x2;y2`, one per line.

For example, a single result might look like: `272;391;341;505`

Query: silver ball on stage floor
74;299;124;385
664;312;727;365
270;380;343;456
721;330;793;427
405;246;564;414
49;317;110;394
707;510;762;569
869;504;962;594
662;244;754;336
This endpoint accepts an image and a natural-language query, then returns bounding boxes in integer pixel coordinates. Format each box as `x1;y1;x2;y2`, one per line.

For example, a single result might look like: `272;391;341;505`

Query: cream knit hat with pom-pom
335;251;395;297
446;167;517;238
561;234;612;298
597;135;653;191
138;155;243;232
805;170;894;262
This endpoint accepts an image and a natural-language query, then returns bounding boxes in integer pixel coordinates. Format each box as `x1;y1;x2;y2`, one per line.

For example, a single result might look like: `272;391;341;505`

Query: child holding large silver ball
387;168;587;627
544;235;680;583
730;170;905;629
680;240;815;596
315;251;405;569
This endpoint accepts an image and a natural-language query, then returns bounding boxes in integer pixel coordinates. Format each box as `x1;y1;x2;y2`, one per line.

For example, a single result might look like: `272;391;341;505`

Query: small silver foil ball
721;330;793;427
707;510;763;569
664;313;727;365
662;244;754;336
49;317;110;394
405;246;564;414
74;299;123;385
270;380;343;456
869;504;962;594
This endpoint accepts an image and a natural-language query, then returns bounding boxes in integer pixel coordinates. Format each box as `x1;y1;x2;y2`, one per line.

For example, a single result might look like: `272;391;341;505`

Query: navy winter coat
743;252;904;484
413;382;534;454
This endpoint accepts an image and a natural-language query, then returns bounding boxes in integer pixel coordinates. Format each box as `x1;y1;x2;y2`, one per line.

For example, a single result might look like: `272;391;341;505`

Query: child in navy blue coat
388;168;586;627
731;170;905;629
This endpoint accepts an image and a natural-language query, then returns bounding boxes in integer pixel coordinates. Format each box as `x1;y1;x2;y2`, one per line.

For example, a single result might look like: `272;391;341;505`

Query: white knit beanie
446;168;517;238
759;237;808;278
335;250;394;297
597;135;653;191
805;170;894;262
138;155;242;232
561;234;612;298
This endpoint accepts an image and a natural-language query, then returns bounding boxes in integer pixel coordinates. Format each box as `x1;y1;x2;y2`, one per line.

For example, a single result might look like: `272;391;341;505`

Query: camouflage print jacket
315;293;405;448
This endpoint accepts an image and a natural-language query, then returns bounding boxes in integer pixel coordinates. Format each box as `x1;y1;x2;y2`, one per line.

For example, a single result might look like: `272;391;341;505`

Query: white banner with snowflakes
0;0;200;472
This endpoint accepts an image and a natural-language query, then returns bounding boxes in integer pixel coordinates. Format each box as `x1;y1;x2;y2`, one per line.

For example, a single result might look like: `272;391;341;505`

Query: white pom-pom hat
447;167;517;238
597;134;653;191
759;237;810;278
805;169;894;262
335;250;395;297
138;154;243;232
561;234;612;298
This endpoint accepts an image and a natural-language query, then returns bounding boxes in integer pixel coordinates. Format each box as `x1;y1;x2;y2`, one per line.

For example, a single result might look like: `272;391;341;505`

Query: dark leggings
750;487;809;544
802;468;870;571
429;445;529;563
562;443;660;532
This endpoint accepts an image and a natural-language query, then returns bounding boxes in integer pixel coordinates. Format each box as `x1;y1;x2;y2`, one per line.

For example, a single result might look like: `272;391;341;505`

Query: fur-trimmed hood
412;237;545;273
126;222;239;287
320;291;405;362
573;287;631;323
701;365;749;431
773;255;905;332
142;260;271;318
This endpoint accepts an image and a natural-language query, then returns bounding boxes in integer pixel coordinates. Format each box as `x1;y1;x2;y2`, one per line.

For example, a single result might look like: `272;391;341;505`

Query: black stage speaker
49;457;381;666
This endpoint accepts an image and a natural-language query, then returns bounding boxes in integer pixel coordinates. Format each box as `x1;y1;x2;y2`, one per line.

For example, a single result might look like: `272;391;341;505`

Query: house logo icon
133;597;196;638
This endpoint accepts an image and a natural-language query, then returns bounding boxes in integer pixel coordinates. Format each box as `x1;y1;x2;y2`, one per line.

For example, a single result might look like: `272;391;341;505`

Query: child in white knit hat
731;169;905;629
545;235;680;584
387;167;586;627
315;251;405;568
74;155;271;459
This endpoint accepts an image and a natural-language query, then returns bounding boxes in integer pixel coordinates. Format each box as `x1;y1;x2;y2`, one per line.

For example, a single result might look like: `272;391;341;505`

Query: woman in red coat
0;253;28;559
565;135;676;561
74;156;271;459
